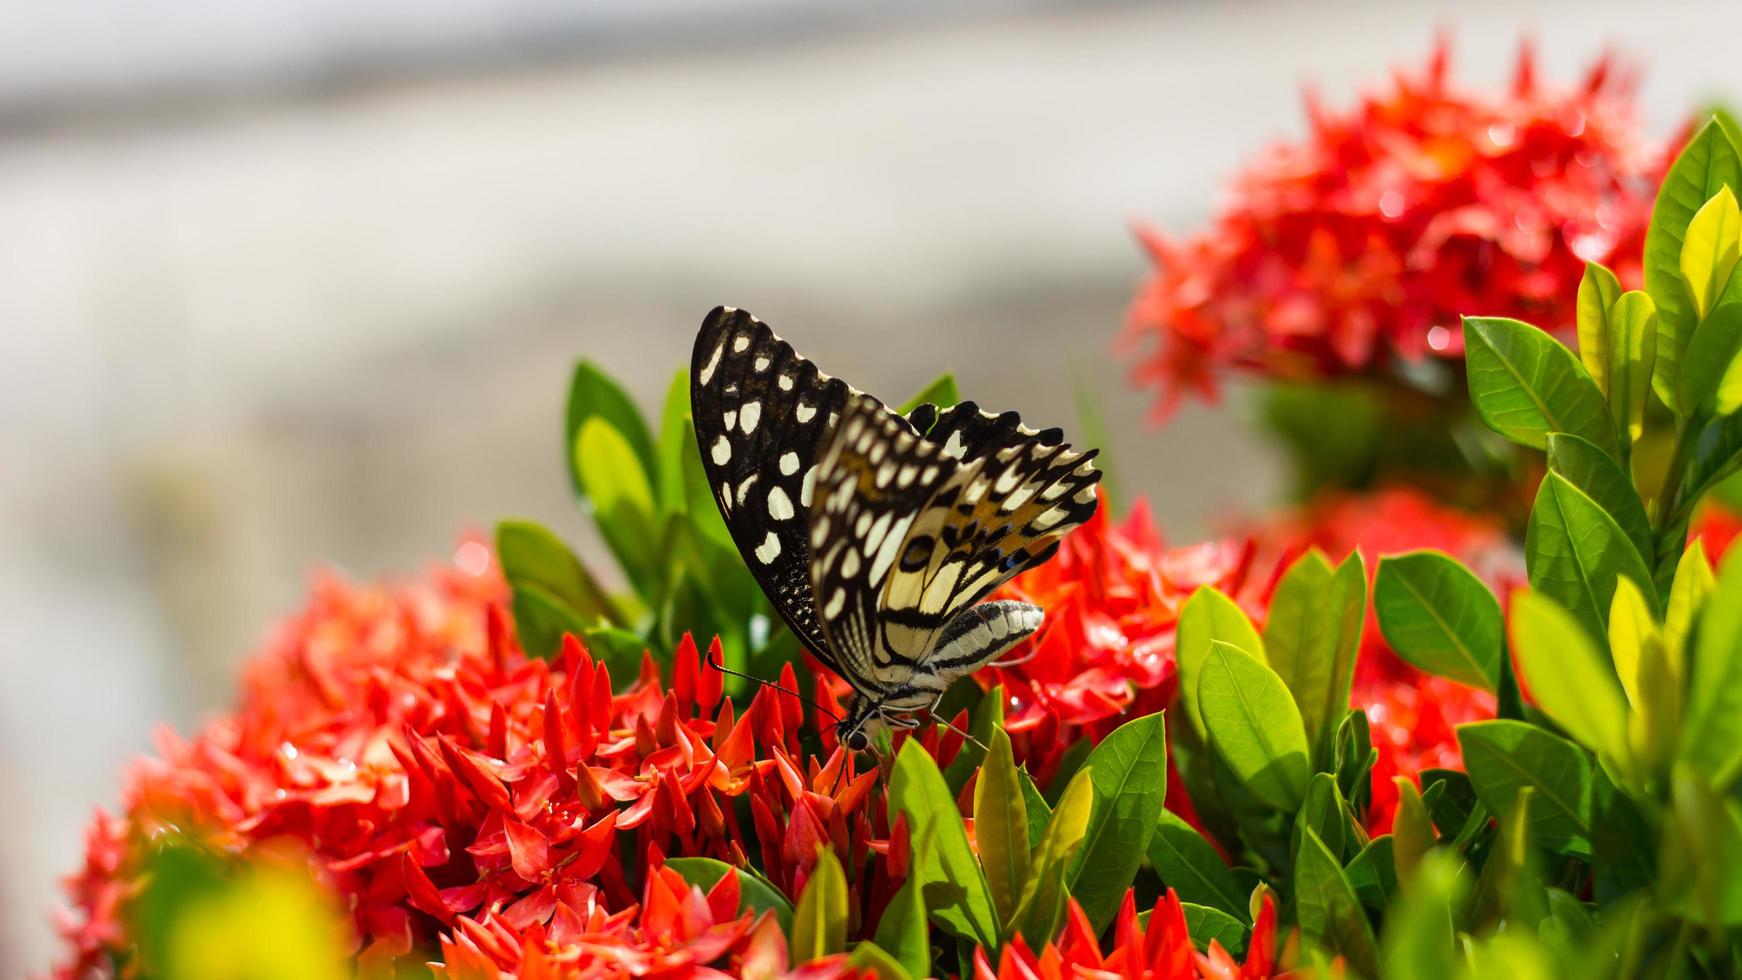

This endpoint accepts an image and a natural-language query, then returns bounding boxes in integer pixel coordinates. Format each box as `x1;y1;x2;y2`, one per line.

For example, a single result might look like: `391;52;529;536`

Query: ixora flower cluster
46;40;1742;980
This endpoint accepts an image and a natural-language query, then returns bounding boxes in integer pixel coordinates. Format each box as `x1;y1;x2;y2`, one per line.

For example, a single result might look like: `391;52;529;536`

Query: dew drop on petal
1488;122;1515;148
1379;191;1405;218
1427;326;1452;351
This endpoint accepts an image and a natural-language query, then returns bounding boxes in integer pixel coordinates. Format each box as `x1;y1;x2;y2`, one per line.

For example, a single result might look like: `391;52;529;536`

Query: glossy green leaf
655;369;691;516
1261;549;1365;767
1546;433;1655;566
1682;185;1742;322
1665;538;1715;662
791;847;848;959
1420;769;1477;845
576;417;660;593
1333;710;1376;815
887;741;999;946
1198;642;1311;811
496;520;618;625
1018;768;1051;852
1509;589;1630;767
1346;839;1397;919
899;373;961;415
1294;827;1378;978
974;726;1029;927
1463;316;1618;457
507;581;593;661
1379;852;1465;980
1180;903;1248;956
1647;121;1742;406
566;360;657;499
1146;809;1244;919
1293;772;1353;866
1012;767;1093;947
1067;712;1167;931
1607;576;1660;713
943;684;1005;796
1606;291;1659;445
872;877;930;980
1373;550;1502;691
1176;586;1265;740
1458;720;1594;856
1664;769;1742;927
1577;261;1624;395
665;858;795;932
1525;472;1657;642
1682;549;1742;788
1469;788;1548;935
1392;777;1435;888
1676;303;1742;417
846;942;914;980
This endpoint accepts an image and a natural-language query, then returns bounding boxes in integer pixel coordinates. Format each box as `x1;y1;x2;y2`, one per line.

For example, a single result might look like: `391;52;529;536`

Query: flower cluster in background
1125;41;1665;417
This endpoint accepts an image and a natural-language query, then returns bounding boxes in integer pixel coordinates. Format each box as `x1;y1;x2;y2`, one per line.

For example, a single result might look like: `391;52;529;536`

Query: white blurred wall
2;0;1737;968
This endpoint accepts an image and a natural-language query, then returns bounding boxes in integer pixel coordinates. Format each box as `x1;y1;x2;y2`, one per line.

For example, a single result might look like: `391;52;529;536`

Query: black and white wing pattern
807;393;1102;691
689;307;917;670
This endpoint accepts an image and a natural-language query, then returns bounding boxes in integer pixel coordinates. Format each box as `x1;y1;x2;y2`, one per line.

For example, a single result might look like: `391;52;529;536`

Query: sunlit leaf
974;726;1029;927
1012;767;1093;947
1605;291;1658;446
1180;903;1249;955
847;942;915;980
1458;720;1594;856
566;359;658;498
1067;712;1167;931
790;847;848;959
1392;777;1435;888
1380;852;1466;980
1681;185;1742;322
1198;642;1310;811
1262;549;1365;767
899;373;961;414
1176;586;1265;740
1293;772;1354;866
1525;473;1657;643
1463;316;1618;457
888;741;999;946
1577;261;1624;395
872;876;931;980
576;417;660;594
1676;303;1742;417
1294;827;1379;978
1373;550;1502;691
1546;433;1654;566
1147;808;1245;919
1665;539;1715;662
1509;589;1630;767
1682;549;1742;789
1647;120;1742;407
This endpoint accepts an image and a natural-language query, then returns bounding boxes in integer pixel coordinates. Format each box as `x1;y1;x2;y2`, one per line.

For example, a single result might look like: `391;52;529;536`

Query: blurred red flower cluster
1125;41;1666;418
55;545;885;978
975;890;1282;980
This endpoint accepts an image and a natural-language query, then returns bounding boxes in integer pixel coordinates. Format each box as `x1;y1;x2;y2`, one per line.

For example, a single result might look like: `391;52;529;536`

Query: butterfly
690;306;1101;751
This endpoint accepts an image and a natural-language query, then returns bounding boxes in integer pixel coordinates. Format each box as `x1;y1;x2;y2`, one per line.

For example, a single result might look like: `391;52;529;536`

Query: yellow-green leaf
576;417;660;593
1577;261;1624;394
888;741;1000;946
1666;539;1716;662
1681;186;1742;322
1648;120;1742;406
974;727;1029;927
1011;766;1093;946
1509;590;1630;769
1177;586;1265;739
1067;712;1168;931
1392;777;1435;888
1262;549;1366;768
790;846;848;960
1682;549;1742;789
1675;303;1742;417
1607;576;1660;711
872;876;930;980
847;943;915;980
1295;827;1379;978
1607;291;1658;444
1199;641;1311;811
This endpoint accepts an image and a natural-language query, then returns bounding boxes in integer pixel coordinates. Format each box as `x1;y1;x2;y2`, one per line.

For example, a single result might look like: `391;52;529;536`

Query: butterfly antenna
927;696;989;754
704;644;844;724
988;647;1040;669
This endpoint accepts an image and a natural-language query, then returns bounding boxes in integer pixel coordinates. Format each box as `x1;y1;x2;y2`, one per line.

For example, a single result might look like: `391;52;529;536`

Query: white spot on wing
778;373;794;391
796;402;816;423
733;335;750;353
753;355;771;372
723;409;737;430
841;549;862;578
824;588;846;620
754;532;781;564
740;401;761;433
800;466;817;506
711;436;731;465
699;341;724;385
780;452;800;475
767;486;795;520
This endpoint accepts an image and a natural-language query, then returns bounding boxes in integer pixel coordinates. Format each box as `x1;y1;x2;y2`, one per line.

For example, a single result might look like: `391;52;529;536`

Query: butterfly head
836;693;888;753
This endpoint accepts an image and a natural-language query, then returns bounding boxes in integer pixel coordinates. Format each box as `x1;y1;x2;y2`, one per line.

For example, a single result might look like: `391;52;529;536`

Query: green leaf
1605;291;1659;446
1577;261;1624;395
1525;472;1657;643
495;520;617;625
1146;808;1245;919
1198;642;1311;811
1261;549;1366;767
943;685;1005;796
790;847;848;959
1679;303;1742;418
566;360;658;500
974;726;1029;927
1176;586;1265;740
846;942;914;980
1180;903;1249;956
1664;769;1742;927
1607;576;1660;712
1012;767;1093;948
1665;538;1715;662
656;369;692;516
899;373;961;415
576;417;661;594
1463;316;1618;457
872;877;930;980
1067;712;1167;931
1468;788;1548;935
1294;827;1379;978
1647;120;1742;406
1018;768;1051;852
1392;777;1435;888
887;741;999;946
1379;852;1466;980
1682;549;1742;788
1334;710;1376;815
1293;772;1353;866
1681;185;1742;322
665;858;795;932
1508;589;1630;767
1420;769;1477;843
1345;835;1397;915
1373;551;1503;691
507;581;592;661
1546;433;1655;567
1458;720;1594;856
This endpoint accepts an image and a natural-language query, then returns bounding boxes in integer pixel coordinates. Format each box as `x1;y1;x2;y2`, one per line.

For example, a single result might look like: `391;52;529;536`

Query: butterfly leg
925;695;989;753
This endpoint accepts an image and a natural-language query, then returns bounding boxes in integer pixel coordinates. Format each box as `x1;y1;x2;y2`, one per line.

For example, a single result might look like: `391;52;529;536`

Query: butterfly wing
691;307;920;670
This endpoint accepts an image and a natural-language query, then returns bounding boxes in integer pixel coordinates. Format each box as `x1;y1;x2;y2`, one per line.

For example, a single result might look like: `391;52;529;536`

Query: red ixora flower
1125;39;1667;419
1245;488;1521;831
976;889;1288;980
984;497;1256;787
53;540;886;978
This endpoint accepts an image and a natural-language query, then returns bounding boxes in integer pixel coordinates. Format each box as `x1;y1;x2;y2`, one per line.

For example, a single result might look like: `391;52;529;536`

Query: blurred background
1;0;1736;967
